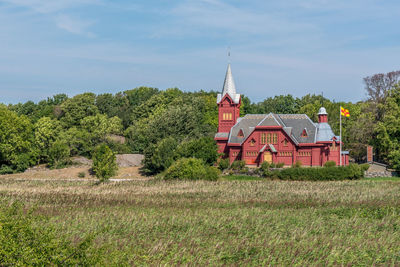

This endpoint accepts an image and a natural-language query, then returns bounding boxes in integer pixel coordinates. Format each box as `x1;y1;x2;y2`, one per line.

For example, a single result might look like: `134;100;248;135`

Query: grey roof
217;64;240;104
315;123;337;142
226;113;319;145
275;114;317;144
215;132;229;138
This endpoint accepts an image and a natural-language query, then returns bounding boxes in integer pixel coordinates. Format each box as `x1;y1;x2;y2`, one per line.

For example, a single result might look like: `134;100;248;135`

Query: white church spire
217;63;241;104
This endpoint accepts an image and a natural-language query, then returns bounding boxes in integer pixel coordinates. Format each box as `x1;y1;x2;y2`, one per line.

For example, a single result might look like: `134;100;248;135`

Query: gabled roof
217;64;240;104
227;113;319;145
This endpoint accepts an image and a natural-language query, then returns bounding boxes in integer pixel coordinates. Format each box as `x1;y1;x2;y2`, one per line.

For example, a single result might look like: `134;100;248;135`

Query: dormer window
250;139;255;147
301;128;308;137
238;129;244;137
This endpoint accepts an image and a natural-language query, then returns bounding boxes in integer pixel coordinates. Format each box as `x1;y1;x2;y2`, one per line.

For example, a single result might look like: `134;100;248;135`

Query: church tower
217;64;241;133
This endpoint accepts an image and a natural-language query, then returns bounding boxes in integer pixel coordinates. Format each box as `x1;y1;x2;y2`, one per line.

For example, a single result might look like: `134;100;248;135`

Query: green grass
364;176;400;181
0;178;399;265
221;175;264;181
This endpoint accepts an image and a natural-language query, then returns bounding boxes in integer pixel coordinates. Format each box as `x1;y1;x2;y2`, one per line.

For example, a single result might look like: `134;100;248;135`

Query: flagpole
339;106;342;166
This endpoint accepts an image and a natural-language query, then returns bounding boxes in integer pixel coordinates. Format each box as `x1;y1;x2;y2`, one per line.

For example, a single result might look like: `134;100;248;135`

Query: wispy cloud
1;0;100;36
55;15;95;37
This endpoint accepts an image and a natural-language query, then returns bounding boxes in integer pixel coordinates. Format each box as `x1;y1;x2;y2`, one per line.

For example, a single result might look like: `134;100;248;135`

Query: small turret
318;107;328;123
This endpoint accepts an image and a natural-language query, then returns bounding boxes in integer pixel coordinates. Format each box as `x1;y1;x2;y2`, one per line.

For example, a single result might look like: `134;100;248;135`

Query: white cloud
1;0;100;36
55;15;95;37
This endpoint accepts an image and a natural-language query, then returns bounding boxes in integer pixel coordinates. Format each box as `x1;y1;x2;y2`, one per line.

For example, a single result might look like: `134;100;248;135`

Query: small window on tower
250;139;255;147
301;128;308;137
283;139;288;146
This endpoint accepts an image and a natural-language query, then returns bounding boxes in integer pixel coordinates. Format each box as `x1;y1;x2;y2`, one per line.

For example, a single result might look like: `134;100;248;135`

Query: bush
164;158;219;181
293;161;302;168
260;161;270;171
48;140;70;169
276;162;285;168
276;164;366;181
360;163;370;172
218;158;230;171
231;160;246;171
324;161;336;167
0;165;14;174
78;171;86;178
92;144;118;182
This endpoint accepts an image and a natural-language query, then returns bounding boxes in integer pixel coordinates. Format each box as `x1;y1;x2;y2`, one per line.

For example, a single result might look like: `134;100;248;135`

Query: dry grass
0;166;145;180
0;177;399;265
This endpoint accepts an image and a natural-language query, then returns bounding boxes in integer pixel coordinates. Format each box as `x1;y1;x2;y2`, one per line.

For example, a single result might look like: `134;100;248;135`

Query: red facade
215;95;349;167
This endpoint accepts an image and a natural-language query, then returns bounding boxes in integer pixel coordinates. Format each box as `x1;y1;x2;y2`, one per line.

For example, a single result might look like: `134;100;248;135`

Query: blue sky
1;0;400;104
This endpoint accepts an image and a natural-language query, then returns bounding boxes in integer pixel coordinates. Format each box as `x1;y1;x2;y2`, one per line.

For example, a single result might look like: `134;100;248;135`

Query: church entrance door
264;151;272;163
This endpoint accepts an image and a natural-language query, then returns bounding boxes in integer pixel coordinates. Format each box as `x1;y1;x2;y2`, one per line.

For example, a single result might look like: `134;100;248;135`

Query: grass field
0;176;400;265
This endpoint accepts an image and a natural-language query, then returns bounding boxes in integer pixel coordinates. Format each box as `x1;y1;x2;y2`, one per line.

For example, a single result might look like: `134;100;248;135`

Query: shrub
276;162;285;168
269;163;276;168
324;161;336;167
48;140;70;169
276;164;366;181
293;161;302;168
205;166;221;181
164;158;219;181
78;171;86;178
360;163;370;172
0;165;14;174
231;160;246;171
218;158;230;171
260;161;270;171
92;144;118;182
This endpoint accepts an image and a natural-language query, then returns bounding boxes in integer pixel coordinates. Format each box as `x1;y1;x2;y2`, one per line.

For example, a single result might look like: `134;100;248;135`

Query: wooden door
264;151;272;163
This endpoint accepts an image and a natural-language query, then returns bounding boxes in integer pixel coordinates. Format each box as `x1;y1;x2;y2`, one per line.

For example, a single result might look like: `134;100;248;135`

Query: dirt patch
116;154;144;167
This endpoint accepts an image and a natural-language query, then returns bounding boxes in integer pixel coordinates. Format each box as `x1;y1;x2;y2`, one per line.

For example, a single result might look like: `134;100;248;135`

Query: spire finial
228;46;231;63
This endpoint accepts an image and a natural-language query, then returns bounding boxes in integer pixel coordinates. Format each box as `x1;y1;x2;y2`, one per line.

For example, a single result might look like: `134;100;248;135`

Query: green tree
143;137;178;174
92;144;118;181
48;140;70;169
60;93;98;127
81;114;123;144
34;117;62;162
176;137;218;165
0;106;36;171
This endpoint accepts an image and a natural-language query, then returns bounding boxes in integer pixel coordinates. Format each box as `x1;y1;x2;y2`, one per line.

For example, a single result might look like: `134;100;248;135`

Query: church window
223;113;232;120
267;133;272;143
261;133;266;144
283;139;288;146
273;133;278;144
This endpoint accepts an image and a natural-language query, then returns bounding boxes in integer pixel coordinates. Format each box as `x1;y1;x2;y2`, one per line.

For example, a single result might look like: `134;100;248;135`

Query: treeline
1;71;399;174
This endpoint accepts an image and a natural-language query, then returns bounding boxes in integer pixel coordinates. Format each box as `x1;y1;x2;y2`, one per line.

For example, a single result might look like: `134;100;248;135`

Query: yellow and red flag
340;107;350;117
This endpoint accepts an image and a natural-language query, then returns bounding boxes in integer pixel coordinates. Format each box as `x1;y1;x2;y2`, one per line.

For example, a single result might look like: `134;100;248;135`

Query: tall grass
0;178;399;265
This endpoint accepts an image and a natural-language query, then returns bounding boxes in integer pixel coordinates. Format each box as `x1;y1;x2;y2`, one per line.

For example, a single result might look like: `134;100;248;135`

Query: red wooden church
215;64;349;167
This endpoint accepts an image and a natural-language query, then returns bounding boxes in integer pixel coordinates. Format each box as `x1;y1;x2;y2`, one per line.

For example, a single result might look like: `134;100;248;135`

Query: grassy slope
0;178;399;265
